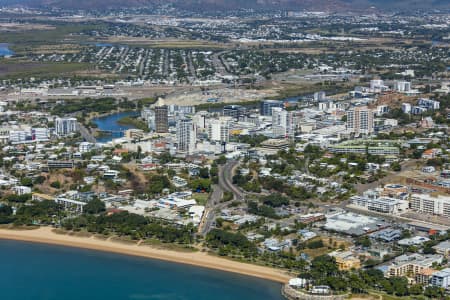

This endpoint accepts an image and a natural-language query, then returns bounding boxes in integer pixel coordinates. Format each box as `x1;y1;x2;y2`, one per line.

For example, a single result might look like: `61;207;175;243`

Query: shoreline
0;227;291;284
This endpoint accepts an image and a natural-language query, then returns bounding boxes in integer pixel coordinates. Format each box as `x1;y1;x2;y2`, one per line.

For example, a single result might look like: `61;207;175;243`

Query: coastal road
198;184;223;236
198;161;244;235
219;161;244;201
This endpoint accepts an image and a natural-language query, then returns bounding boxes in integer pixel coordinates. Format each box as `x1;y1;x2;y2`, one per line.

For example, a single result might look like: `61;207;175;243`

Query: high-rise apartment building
55;117;78;136
176;119;197;154
272;107;298;138
208;117;231;142
346;106;374;136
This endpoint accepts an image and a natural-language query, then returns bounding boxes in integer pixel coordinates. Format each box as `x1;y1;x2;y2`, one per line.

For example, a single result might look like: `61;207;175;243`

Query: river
93;111;140;142
0;43;14;57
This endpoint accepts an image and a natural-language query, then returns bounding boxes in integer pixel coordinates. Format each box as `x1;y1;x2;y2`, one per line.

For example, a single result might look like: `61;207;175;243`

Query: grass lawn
0;59;90;79
192;193;209;205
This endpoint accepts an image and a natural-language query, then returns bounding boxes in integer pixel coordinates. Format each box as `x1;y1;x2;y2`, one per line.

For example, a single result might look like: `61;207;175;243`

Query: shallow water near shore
0;239;285;300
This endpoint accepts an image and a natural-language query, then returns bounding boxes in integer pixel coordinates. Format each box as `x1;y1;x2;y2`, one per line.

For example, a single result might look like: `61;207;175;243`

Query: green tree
147;175;171;194
215;155;227;165
189;178;211;192
409;284;423;295
198;167;210;179
20;177;33;187
355;236;371;248
309;255;339;281
424;286;444;298
0;204;13;216
50;181;61;189
391;162;401;172
390;277;409;296
84;198;106;214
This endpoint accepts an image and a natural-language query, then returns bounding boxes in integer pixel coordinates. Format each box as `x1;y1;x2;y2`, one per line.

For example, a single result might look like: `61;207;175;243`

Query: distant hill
0;0;447;12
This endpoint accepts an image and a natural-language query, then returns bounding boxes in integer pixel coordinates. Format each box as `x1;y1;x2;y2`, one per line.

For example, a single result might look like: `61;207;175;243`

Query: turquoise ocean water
0;239;285;300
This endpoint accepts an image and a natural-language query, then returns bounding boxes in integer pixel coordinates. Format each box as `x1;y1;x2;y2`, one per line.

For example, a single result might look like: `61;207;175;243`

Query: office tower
260;100;283;116
155;105;169;133
314;91;326;101
223;105;246;120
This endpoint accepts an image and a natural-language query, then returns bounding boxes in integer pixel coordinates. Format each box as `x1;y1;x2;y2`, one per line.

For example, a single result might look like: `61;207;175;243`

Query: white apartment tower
346;106;374;136
176;119;197;154
272;107;297;138
55;117;78;136
208;117;231;142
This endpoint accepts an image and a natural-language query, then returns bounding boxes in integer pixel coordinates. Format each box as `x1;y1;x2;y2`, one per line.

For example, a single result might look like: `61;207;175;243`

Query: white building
12;185;32;195
79;142;95;153
394;81;412;93
410;194;450;217
318;100;337;112
350;195;409;214
418;98;440;110
32;128;49;141
431;268;450;289
370;79;389;93
9;130;28;143
208;117;231;142
272;107;297;138
376;105;390;116
141;108;156;131
55;117;78;136
402;103;412;114
176;118;197;154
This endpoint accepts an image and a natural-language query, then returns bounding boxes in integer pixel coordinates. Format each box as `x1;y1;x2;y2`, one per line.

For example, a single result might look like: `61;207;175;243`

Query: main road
219;161;244;200
198;160;244;235
78;123;97;143
198;184;223;236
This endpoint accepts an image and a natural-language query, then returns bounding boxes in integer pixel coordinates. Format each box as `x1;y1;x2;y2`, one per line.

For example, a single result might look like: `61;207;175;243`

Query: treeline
206;229;257;257
302;255;446;297
0;200;62;225
63;211;194;244
52;97;135;115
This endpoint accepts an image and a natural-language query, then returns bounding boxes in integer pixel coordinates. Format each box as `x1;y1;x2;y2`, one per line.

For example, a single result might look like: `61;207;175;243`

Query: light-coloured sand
0;227;290;283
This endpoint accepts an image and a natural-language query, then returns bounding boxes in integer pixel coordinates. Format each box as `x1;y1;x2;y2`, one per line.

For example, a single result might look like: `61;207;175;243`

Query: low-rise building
329;250;361;271
410;193;450;217
350;195;409;214
433;240;450;257
12;185;32;195
415;268;437;285
386;254;443;278
431;268;450;289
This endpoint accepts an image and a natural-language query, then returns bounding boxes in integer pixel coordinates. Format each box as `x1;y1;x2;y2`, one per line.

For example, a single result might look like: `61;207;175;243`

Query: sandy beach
0;227;291;284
